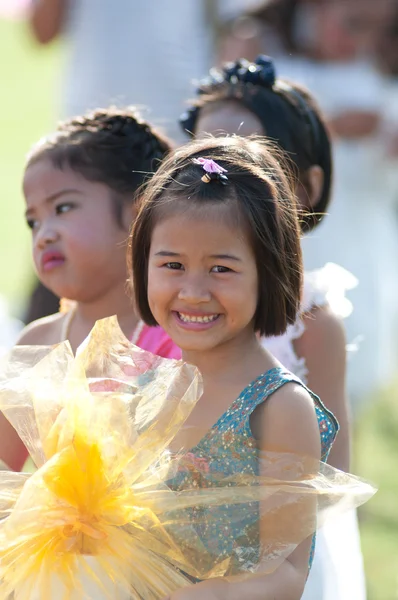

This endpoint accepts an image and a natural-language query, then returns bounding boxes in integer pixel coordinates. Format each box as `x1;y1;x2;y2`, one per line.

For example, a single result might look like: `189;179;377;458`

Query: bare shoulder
295;304;347;402
17;313;66;346
254;382;321;458
296;304;349;470
265;382;318;425
296;303;346;358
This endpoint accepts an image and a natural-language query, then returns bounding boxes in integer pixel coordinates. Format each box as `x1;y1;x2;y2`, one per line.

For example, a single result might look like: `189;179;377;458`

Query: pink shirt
137;324;181;360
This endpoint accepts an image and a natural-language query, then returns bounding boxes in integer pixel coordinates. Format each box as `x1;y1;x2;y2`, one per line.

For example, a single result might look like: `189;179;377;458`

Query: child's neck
182;330;275;390
67;280;139;352
171;330;278;450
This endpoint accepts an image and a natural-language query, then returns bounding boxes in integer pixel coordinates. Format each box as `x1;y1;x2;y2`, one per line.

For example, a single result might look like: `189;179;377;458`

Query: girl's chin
170;332;226;356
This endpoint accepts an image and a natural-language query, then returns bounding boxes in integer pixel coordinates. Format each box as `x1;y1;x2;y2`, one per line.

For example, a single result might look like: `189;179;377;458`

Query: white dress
0;296;22;358
262;264;366;600
62;0;263;141
274;56;398;404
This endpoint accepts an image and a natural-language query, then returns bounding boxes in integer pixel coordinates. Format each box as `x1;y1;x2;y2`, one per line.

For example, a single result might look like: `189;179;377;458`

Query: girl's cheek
148;276;168;303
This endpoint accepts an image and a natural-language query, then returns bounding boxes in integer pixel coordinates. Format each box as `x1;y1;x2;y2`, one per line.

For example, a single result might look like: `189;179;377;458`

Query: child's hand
163;578;229;600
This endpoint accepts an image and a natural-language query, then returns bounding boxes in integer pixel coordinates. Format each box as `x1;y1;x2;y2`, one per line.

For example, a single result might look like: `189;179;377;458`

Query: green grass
355;386;398;600
1;17;397;600
0;18;60;315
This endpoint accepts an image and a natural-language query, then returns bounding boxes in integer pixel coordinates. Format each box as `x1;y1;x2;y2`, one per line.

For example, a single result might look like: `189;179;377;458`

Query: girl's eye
26;218;38;231
211;265;232;273
165;262;184;270
55;202;74;215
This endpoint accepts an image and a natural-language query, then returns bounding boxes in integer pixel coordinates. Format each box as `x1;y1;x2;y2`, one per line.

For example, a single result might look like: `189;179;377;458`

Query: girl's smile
173;310;221;329
148;205;259;355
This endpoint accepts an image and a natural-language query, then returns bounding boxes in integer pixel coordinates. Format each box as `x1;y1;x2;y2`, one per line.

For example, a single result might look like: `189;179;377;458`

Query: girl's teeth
178;313;218;324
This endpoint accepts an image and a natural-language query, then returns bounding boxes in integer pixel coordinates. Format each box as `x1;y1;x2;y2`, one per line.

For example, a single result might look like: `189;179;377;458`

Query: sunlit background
0;2;397;598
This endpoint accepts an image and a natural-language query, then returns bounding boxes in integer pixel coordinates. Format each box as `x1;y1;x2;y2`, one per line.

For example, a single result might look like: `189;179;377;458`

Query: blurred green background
0;18;59;315
0;16;397;600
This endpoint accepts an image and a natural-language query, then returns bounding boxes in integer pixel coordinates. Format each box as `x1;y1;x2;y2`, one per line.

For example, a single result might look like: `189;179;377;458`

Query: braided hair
27;107;172;226
180;56;332;232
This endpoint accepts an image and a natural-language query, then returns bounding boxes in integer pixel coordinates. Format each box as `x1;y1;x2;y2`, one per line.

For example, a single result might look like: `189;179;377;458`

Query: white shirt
62;0;262;140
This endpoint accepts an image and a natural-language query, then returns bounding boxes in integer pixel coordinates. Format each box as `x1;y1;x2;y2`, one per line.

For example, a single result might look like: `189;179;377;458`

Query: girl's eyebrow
154;251;181;257
25;188;83;218
209;254;242;262
154;251;241;262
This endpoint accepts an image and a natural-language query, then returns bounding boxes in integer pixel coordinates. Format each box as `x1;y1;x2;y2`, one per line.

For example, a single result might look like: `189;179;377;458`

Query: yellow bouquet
0;317;375;599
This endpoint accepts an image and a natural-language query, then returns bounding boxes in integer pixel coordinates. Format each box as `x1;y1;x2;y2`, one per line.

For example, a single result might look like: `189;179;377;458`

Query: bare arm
0;416;28;471
294;305;350;472
28;0;69;45
165;384;321;600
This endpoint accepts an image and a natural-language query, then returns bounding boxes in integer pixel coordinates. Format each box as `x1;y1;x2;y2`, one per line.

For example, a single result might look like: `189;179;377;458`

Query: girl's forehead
153;197;243;229
196;102;264;138
23;158;107;201
150;203;253;253
24;159;80;191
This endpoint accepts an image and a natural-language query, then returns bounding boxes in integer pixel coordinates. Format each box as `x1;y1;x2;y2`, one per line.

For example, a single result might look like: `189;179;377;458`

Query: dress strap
210;367;338;462
243;368;309;421
210;367;301;436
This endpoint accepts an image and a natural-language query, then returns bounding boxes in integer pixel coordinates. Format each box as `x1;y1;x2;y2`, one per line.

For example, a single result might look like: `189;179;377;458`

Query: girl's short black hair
129;136;303;337
26;107;172;226
180;56;333;232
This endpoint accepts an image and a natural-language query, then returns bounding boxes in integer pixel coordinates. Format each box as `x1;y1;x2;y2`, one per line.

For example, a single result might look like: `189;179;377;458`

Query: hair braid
27;107;172;198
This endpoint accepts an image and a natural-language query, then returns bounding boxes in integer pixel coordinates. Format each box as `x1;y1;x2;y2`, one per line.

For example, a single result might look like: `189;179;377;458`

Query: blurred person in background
0;295;22;468
377;1;398;81
377;3;398;214
219;0;398;406
0;296;22;358
27;0;264;141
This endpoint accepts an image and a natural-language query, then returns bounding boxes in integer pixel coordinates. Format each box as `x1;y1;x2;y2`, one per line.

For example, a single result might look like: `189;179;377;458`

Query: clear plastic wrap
0;317;376;599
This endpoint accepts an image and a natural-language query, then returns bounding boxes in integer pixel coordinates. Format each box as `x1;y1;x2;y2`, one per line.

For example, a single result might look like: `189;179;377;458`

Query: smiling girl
129;136;338;599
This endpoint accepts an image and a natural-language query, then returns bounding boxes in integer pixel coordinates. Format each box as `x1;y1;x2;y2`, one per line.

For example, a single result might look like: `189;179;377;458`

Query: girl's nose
177;275;212;304
35;224;59;250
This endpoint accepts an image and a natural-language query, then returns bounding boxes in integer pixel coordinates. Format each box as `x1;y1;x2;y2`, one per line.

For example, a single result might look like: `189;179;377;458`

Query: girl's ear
303;165;324;209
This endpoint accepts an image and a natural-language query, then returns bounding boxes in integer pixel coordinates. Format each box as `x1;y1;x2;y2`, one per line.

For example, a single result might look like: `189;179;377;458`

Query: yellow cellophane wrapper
0;317;376;599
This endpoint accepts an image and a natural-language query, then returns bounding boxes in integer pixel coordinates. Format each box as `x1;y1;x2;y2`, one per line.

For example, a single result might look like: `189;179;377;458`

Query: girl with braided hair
180;56;365;600
0;107;180;473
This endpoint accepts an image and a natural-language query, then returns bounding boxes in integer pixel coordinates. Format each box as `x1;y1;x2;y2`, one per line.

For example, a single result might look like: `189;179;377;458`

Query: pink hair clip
193;157;229;185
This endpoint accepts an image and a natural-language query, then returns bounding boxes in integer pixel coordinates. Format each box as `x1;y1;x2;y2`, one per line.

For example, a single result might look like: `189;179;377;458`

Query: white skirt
301;510;366;599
